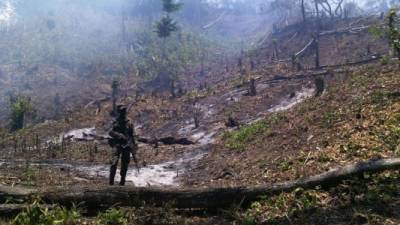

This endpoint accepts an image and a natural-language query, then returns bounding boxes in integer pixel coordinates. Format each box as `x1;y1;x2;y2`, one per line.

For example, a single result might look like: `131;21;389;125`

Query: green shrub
384;125;400;151
224;120;269;151
376;113;400;151
380;55;390;65
388;9;400;58
9;96;35;132
97;208;128;225
322;111;339;127
368;25;385;39
370;91;392;106
278;160;292;171
241;216;257;225
12;202;81;225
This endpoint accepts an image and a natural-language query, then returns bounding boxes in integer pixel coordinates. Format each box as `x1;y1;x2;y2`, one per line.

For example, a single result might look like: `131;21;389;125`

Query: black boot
109;165;117;186
119;177;126;186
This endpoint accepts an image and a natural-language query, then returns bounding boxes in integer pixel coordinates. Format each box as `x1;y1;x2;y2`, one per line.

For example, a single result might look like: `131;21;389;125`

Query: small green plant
240;216;257;225
370;91;389;105
388;9;400;58
5;196;25;204
322;111;339;127
376;113;400;151
12;201;81;225
392;113;400;123
97;208;128;225
249;202;262;213
278;160;292;171
224;120;269;151
380;55;390;65
246;189;321;223
23;167;37;186
269;112;287;125
368;25;385;39
339;141;363;158
317;154;332;163
371;9;400;58
386;125;400;151
9;95;35;132
395;145;400;156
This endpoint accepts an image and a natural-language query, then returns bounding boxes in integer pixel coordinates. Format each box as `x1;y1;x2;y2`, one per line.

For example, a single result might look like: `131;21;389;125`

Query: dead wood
137;136;195;146
0;204;55;217
319;25;372;36
264;54;380;84
295;39;315;58
1;158;399;210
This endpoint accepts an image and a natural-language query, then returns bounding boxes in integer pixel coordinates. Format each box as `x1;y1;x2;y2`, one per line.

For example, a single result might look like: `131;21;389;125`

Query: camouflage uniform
108;106;138;186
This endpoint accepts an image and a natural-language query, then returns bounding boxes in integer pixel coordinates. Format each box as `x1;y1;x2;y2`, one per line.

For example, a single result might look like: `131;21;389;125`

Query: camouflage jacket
108;119;137;151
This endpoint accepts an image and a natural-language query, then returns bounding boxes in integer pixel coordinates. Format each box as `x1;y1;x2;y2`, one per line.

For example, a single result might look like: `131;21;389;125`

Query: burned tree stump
250;59;255;71
314;33;320;69
194;116;200;129
170;80;176;99
225;116;239;128
314;77;325;97
249;78;257;96
111;80;120;117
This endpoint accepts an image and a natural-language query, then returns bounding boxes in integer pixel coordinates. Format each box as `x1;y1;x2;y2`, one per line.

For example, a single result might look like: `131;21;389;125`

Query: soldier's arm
109;130;127;140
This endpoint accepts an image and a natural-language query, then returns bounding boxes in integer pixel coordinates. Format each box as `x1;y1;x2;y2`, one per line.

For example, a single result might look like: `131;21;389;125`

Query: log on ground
1;158;399;210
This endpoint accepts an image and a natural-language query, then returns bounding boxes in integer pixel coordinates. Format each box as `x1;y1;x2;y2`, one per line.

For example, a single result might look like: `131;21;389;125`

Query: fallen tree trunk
0;204;55;217
1;158;399;210
319;54;381;69
319;25;371;37
295;39;315;58
202;12;226;30
264;55;380;84
84;97;111;109
0;204;33;217
137;136;195;146
79;134;195;146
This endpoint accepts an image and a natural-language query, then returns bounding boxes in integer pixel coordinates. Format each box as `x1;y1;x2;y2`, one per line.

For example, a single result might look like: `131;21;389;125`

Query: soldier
108;105;138;186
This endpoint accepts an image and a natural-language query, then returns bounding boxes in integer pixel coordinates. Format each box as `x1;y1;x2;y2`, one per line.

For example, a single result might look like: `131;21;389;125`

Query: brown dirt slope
188;61;400;188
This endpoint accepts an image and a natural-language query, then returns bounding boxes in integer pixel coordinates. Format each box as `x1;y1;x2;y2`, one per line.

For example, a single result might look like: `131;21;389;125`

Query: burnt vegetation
0;0;400;224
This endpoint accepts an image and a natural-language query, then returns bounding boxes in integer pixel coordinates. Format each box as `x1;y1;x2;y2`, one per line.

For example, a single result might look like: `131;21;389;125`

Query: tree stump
315;77;325;97
249;78;257;96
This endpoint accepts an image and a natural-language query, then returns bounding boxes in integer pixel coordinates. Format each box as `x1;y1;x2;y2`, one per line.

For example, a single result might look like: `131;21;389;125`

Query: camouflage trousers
109;147;131;186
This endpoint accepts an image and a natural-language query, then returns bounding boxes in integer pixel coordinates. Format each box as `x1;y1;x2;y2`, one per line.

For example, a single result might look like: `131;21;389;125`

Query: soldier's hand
110;131;127;140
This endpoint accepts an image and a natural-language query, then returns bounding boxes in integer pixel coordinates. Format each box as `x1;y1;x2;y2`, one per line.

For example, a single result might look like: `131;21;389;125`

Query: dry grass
191;62;400;187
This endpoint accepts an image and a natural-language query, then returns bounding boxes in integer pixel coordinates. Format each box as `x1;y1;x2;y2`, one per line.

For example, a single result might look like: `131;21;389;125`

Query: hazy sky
0;0;15;26
0;0;397;28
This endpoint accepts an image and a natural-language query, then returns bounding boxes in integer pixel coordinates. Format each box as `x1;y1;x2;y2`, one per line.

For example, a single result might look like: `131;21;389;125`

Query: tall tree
388;9;400;58
314;0;320;20
301;0;307;22
111;79;120;117
9;95;34;132
155;0;183;97
156;0;182;39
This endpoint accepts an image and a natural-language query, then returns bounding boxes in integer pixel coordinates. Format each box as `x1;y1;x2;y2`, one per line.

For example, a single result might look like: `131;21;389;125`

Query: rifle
122;137;140;173
109;129;140;173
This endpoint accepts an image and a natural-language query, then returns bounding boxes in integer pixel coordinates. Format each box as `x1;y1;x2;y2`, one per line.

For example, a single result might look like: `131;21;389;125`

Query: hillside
0;15;394;188
0;2;399;225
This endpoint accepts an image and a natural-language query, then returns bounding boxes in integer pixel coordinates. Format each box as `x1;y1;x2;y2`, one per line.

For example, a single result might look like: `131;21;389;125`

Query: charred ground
0;9;399;225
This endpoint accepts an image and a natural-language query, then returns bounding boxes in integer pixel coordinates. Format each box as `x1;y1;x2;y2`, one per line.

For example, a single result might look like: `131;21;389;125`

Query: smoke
361;0;400;14
0;0;16;28
0;0;396;125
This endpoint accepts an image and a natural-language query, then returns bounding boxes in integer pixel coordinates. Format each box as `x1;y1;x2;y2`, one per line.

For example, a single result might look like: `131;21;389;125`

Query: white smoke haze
0;0;16;28
0;0;396;77
0;0;398;122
